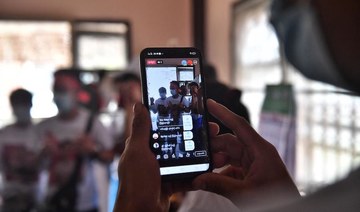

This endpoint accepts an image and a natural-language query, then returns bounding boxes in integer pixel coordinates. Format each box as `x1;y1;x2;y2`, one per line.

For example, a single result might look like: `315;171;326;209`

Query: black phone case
140;47;213;181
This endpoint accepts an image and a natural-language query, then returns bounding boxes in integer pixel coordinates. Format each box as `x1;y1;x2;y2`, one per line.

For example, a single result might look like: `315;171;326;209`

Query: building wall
0;0;237;84
0;0;192;59
206;0;237;85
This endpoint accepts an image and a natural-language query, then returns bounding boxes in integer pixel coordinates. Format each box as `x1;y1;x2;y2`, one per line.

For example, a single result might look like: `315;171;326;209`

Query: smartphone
140;47;212;180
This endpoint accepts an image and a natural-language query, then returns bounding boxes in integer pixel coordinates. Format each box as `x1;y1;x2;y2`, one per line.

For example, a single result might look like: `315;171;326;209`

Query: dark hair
203;64;217;81
159;87;166;93
10;88;33;106
113;72;140;84
188;81;199;88
170;81;180;88
54;68;81;82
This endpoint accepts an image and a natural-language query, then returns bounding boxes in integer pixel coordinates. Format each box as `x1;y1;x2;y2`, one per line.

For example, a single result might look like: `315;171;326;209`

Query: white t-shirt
178;190;239;212
36;108;113;212
0;124;40;203
166;95;190;107
155;98;168;108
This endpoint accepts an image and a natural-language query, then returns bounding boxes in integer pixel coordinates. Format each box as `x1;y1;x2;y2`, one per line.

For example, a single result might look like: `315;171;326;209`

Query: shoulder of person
36;116;57;128
0;123;15;132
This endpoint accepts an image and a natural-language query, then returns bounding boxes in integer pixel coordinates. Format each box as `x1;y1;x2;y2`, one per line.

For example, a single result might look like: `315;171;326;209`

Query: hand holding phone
140;47;212;180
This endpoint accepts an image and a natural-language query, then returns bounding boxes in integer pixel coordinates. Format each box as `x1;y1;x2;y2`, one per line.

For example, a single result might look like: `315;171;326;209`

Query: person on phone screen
150;87;169;121
166;81;190;125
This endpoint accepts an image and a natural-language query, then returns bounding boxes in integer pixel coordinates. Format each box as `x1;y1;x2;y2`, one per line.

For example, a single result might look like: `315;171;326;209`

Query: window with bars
232;0;360;194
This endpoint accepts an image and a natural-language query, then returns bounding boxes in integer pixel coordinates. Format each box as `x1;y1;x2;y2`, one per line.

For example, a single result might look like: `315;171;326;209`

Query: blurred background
1;0;360;210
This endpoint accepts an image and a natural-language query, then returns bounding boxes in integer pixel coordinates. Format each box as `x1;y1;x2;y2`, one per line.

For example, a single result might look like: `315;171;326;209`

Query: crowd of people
149;81;203;127
0;70;144;212
0;66;249;212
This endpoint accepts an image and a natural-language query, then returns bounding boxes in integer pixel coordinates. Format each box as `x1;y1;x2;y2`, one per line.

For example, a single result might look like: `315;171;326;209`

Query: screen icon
194;151;207;157
163;154;169;159
193;60;198;65
187;60;193;66
171;153;176;159
178;153;183;158
186;152;191;158
153;142;160;149
152;133;159;140
156;155;161;160
181;60;187;66
184;140;195;151
147;60;156;65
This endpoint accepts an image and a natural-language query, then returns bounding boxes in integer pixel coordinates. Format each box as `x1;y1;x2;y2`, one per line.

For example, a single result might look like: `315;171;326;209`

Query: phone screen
140;48;211;179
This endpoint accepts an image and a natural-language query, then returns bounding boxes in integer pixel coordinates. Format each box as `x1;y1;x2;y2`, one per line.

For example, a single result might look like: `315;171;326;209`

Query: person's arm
79;116;115;163
149;97;158;113
77;134;114;163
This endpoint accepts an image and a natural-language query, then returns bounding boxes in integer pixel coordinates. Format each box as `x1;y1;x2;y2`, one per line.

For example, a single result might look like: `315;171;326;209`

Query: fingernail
208;99;217;103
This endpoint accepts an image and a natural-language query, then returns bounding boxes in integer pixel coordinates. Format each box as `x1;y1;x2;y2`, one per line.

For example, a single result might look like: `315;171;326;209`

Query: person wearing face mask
166;81;190;125
37;70;114;212
150;87;169;118
0;88;40;211
112;0;360;212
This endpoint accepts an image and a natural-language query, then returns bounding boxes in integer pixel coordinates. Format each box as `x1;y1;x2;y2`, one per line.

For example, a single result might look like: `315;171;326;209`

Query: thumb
127;103;151;147
193;173;243;198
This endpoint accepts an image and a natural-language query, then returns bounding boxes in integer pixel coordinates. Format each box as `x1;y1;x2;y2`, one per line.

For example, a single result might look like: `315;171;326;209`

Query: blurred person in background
37;69;114;212
111;72;142;155
107;72;142;212
0;88;40;211
204;63;251;133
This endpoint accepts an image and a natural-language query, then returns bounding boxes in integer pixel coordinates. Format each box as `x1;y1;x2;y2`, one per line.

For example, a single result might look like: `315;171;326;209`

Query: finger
207;99;262;147
212;152;229;168
193;173;244;198
163;180;193;194
208;122;220;137
211;133;242;154
220;166;246;180
211;134;253;168
127;103;151;148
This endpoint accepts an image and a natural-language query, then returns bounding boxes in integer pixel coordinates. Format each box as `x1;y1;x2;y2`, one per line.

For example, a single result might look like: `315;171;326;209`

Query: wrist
89;150;99;159
115;195;163;212
115;187;165;212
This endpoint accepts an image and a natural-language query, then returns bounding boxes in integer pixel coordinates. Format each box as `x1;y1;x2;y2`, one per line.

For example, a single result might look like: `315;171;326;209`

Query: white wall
206;0;237;85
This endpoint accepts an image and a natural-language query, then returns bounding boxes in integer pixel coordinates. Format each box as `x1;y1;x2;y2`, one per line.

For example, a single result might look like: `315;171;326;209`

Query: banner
258;84;297;177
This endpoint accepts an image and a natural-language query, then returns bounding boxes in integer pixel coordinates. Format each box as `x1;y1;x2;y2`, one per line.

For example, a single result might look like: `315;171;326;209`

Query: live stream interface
145;58;209;164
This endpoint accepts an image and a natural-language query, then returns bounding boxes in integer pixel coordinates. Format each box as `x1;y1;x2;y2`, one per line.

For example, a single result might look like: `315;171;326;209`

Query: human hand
114;103;169;212
77;134;97;155
115;103;202;212
150;97;155;105
193;99;300;211
43;131;60;155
